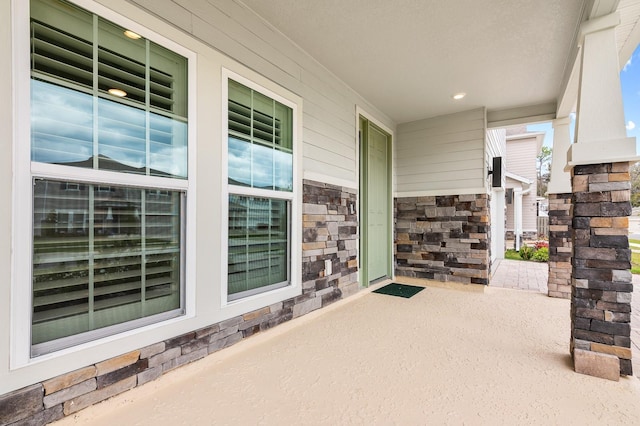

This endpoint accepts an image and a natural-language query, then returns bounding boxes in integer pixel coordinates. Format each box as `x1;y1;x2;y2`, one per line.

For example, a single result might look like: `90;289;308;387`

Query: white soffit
617;0;640;69
239;0;585;124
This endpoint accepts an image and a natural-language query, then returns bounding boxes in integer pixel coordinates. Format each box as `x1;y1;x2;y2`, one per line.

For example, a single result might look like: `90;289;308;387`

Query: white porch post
566;12;636;167
514;189;521;250
567;12;638;380
548;117;572;194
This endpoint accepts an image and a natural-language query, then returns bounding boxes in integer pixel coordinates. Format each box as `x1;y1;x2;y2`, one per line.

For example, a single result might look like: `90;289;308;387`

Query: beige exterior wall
128;0;394;188
486;128;506;162
505;133;540;235
395;108;487;196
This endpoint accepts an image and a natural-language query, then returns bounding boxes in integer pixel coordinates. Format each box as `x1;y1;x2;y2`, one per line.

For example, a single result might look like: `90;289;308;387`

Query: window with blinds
227;79;294;301
29;0;188;355
228;79;293;191
32;179;182;351
30;0;188;178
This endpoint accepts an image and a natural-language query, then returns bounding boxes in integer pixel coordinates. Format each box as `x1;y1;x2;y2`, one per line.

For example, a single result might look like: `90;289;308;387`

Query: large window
29;0;189;356
226;79;294;301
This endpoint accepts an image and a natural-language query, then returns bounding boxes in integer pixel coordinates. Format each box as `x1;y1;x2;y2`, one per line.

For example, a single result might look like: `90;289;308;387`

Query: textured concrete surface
491;258;549;293
53;279;640;425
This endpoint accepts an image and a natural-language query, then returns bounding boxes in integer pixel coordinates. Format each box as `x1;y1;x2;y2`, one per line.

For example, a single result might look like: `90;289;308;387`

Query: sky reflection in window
228;137;292;190
31;80;187;178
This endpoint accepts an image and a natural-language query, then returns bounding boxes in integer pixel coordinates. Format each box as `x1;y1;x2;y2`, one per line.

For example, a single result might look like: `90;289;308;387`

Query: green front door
361;118;391;284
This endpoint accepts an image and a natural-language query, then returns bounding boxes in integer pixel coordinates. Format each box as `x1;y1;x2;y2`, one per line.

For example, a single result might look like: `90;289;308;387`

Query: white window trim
220;68;302;316
11;0;198;368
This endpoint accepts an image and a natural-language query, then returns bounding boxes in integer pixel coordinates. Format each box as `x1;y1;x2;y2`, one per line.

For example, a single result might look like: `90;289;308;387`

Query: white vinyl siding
127;0;393;188
486;128;506;175
395;108;486;196
505;135;539;233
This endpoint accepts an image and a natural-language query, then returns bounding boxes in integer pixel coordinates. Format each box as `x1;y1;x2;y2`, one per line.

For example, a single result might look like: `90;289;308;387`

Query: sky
527;43;640;151
621;43;640;145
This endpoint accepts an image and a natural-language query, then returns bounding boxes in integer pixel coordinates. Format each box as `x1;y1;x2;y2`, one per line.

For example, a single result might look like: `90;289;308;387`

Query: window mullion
141;189;147;313
271;98;276;191
92;14;99;170
145;39;151;177
268;199;273;285
250;90;254;188
88;186;95;330
244;195;250;293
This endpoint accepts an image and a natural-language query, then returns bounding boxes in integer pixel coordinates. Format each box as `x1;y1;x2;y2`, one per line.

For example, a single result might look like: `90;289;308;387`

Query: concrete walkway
490;258;548;293
53;268;640;425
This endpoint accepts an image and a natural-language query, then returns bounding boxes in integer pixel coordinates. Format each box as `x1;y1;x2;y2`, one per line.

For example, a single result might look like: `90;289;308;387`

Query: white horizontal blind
31;16;182;114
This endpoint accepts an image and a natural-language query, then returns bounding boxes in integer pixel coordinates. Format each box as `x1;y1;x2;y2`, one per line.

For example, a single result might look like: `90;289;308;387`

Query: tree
536;146;552;197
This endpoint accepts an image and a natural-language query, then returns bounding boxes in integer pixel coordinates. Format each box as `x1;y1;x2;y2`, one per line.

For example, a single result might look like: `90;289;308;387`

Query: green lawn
504;249;523;261
506;239;640;271
627;239;640;274
632;251;640;275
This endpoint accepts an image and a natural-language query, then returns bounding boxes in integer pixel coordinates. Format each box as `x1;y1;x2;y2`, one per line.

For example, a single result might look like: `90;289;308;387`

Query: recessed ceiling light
124;30;142;40
108;88;127;97
452;92;466;100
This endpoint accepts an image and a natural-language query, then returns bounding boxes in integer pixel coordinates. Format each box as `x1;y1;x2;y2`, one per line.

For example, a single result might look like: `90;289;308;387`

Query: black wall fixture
488;156;502;188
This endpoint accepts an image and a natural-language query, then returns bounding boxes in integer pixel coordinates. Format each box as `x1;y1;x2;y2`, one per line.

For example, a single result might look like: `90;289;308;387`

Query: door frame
356;107;394;287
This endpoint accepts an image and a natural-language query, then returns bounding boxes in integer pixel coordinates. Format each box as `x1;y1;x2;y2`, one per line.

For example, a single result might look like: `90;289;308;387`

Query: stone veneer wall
548;193;572;299
570;162;633;379
395;194;490;285
0;180;359;425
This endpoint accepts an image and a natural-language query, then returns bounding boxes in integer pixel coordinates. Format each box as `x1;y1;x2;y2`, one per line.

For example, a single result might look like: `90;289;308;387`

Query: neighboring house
504;127;545;248
1;0;639;423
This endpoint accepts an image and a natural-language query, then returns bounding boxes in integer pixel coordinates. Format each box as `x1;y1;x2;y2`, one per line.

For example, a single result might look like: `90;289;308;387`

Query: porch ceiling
239;0;640;125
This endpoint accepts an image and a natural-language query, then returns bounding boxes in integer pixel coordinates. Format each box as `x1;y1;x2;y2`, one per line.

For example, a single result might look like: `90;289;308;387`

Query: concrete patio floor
492;259;640;379
54;267;640;425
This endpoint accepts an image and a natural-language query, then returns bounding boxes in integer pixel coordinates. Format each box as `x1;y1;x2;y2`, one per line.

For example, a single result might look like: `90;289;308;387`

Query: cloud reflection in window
31;79;187;178
228;137;292;191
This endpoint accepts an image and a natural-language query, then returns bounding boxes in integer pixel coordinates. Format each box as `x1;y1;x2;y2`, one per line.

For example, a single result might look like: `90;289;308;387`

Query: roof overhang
236;1;640;127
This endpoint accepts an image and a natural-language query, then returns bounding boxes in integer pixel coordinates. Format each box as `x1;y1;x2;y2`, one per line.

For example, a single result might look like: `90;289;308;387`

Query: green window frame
29;0;189;356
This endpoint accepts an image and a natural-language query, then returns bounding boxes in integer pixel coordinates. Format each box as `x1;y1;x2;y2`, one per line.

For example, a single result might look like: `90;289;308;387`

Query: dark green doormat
373;283;424;298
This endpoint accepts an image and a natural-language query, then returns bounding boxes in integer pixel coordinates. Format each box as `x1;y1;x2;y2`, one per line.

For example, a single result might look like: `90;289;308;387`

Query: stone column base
570;162;633;379
574;348;620;381
547;193;572;299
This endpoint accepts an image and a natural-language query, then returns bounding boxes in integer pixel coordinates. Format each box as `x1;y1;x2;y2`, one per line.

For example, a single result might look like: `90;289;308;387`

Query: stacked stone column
570;162;633;380
547;193;572;299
